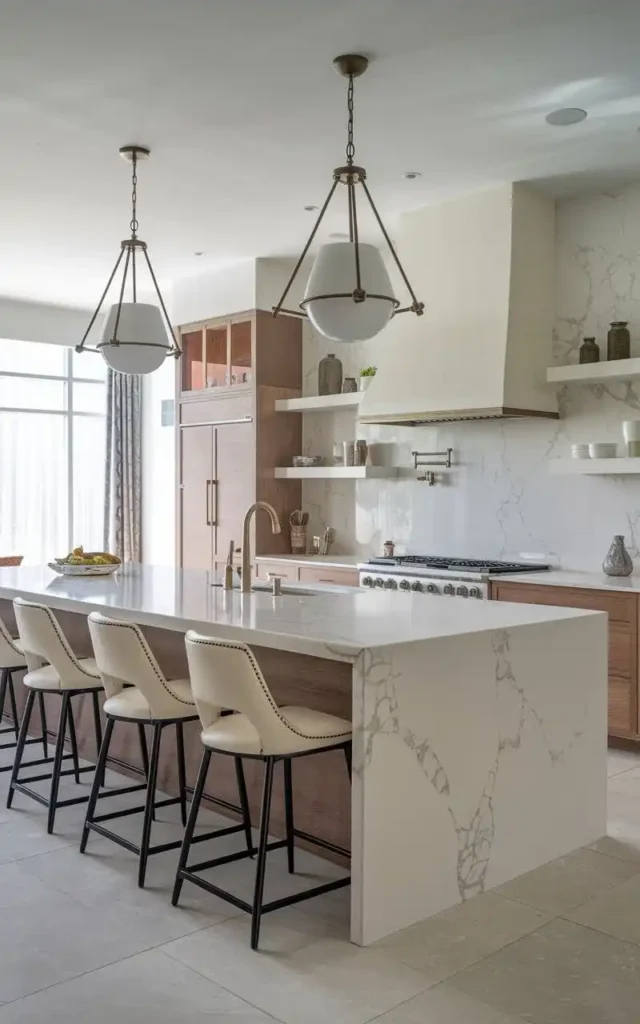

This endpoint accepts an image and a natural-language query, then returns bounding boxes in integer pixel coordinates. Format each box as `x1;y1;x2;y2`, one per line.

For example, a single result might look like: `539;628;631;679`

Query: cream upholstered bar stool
173;631;352;950
84;612;254;888
0;615;49;769
8;597;106;833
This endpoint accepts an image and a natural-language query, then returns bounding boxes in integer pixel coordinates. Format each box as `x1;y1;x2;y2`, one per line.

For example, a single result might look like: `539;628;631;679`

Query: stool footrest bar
293;828;350;860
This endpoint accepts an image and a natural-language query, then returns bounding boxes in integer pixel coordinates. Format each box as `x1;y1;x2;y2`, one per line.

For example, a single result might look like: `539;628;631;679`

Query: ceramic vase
318;353;342;395
603;535;633;577
607;321;630;361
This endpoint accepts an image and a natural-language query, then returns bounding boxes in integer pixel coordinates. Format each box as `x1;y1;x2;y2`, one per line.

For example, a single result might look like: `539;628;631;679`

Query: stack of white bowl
571;444;591;460
589;442;618;459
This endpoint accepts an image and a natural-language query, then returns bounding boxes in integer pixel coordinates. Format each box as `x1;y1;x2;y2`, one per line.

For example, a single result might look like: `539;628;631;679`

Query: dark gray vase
603;535;633;577
318;353;343;396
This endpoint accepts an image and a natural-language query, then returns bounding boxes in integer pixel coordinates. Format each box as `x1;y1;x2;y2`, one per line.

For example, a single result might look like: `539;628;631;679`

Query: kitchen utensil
320;527;335;556
290;509;302;526
589;443;618;459
301;512;309;526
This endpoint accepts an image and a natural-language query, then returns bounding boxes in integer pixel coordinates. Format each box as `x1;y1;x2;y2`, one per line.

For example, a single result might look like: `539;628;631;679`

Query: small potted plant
359;366;377;391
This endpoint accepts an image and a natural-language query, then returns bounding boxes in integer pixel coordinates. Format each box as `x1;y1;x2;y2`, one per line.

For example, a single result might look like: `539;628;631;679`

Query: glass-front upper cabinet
179;318;253;393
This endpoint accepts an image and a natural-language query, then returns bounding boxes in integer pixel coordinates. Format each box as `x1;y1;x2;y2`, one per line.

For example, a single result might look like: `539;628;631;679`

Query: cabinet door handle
210;479;217;526
205;480;211;526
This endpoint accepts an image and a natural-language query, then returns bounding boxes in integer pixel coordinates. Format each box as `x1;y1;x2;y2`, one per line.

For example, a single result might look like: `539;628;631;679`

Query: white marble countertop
493;569;640;594
255;554;360;569
0;564;601;663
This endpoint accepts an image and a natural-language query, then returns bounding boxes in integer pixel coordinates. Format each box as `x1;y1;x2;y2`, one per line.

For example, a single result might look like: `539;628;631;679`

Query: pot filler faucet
241;502;282;593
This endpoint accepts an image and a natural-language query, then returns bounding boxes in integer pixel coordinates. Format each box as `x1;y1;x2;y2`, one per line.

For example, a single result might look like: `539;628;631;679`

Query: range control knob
411;580;424;593
373;578;385;588
399;579;411;591
426;583;439;594
443;583;455;596
456;585;469;598
384;578;398;590
469;586;481;599
362;576;373;587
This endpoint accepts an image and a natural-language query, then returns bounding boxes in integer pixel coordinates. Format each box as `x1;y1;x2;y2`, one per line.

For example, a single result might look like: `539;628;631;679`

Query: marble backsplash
301;181;640;569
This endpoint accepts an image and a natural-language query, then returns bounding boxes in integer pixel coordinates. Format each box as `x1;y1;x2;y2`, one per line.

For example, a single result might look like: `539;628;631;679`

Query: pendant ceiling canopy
76;146;181;375
272;54;424;343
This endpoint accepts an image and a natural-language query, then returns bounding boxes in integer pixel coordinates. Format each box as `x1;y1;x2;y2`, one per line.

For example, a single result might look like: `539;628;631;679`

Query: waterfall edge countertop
0;563;600;662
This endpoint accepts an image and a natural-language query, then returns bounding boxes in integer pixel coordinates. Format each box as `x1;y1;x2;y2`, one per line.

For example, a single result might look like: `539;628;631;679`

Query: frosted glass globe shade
303;242;396;343
99;302;170;374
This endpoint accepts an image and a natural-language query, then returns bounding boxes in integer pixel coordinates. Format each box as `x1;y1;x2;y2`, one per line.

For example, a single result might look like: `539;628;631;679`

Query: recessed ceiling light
304;204;319;212
403;171;422;180
545;107;587;126
193;251;204;256
330;231;349;239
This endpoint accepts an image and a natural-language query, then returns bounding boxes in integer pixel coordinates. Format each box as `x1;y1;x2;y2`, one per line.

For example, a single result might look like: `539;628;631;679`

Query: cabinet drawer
255;561;298;582
490;582;636;625
298;566;359;587
180;394;253;426
610;623;636;679
609;676;636;736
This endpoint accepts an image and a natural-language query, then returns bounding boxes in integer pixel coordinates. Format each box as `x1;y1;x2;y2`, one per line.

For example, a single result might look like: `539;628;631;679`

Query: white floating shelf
550;458;640;475
547;358;640;385
274;465;398;480
274;392;362;413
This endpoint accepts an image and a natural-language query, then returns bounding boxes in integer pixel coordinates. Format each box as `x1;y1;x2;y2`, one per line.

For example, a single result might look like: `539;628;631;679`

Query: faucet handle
267;572;285;596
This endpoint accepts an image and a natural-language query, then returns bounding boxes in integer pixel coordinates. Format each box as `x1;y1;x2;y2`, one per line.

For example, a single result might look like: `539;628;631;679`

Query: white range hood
359;183;558;425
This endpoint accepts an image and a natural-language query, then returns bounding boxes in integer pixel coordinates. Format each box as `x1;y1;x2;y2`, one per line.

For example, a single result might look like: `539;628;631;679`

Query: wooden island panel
0;600;352;860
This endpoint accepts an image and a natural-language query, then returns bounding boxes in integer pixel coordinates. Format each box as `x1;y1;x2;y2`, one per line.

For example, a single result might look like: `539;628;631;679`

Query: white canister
342;441;355;466
623;420;640;457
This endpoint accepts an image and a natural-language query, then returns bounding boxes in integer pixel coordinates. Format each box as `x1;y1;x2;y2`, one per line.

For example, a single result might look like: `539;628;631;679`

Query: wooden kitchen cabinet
298;566;359;587
176;311;303;570
490;580;639;740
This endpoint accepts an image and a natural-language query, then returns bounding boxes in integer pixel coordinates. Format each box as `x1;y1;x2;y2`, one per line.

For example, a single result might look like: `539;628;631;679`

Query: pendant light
76;146;180;374
273;54;424;343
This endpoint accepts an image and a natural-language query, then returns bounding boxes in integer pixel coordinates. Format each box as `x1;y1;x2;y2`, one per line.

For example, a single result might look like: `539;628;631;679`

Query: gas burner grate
367;555;550;574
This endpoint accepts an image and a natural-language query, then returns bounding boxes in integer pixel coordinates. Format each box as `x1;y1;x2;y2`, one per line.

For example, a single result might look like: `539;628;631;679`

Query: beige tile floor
1;745;640;1022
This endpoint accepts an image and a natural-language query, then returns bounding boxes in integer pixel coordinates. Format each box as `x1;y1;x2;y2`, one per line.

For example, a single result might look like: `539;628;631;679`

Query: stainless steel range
358;555;550;599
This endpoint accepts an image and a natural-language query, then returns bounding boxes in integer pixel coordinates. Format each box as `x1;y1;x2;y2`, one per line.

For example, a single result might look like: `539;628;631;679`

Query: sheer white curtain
0;339;106;563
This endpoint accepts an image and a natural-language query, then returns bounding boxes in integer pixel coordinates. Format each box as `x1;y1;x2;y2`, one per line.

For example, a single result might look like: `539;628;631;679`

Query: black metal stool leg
0;668;8;732
6;688;35;808
172;747;212;906
138;724;149;778
67;699;81;785
344;741;352;782
251;756;275;950
284;758;295;874
138;722;162;888
8;672;20;740
80;716;114;853
91;691;103;784
47;693;70;834
176;721;187;827
38;692;48;757
235;756;253;854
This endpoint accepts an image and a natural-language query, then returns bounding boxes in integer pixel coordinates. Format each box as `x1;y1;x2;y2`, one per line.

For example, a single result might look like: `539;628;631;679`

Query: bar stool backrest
0;615;25;670
88;611;194;719
185;630;319;756
13;597;97;688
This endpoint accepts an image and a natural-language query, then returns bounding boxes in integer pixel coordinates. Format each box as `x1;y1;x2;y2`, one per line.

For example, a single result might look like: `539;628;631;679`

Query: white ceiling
2;0;640;307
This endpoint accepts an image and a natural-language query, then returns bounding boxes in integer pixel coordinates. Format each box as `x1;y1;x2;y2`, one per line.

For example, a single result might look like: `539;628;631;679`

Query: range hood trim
359;406;560;426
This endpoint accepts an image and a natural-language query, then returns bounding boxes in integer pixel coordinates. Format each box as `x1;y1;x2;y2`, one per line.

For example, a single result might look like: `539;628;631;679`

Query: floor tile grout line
557;911;640;950
155;946;287;1022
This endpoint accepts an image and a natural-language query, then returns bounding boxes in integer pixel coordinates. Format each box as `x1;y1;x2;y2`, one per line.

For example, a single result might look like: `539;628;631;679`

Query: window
0;340;107;563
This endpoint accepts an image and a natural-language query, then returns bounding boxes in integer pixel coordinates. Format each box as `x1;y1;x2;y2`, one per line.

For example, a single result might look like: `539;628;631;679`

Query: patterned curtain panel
103;370;142;562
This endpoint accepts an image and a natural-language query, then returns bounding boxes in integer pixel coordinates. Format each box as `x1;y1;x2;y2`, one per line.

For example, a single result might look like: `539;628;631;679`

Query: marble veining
301;181;640;570
353;613;606;943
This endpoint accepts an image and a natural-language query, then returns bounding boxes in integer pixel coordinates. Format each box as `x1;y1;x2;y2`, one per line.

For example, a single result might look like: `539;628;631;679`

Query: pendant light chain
130;150;139;238
346;73;355;166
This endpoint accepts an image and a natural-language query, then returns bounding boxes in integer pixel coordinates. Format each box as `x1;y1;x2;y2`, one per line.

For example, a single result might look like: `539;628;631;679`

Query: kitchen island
0;564;606;945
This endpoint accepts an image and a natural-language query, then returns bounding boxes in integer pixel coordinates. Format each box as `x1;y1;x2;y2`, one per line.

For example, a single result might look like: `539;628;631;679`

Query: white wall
171;261;256;325
301;179;640;569
0;296;103;349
